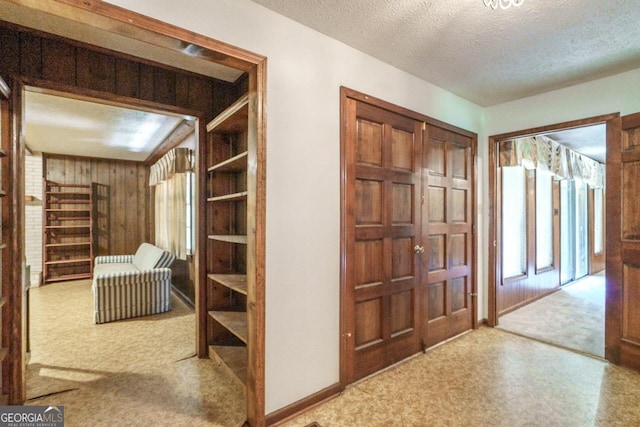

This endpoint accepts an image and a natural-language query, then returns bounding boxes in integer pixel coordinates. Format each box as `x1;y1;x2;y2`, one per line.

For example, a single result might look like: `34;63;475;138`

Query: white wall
486;68;640;135
105;0;483;413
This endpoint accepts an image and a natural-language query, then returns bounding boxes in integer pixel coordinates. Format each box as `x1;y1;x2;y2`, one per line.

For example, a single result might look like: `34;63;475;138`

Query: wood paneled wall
44;154;151;256
497;169;561;315
0;23;237;122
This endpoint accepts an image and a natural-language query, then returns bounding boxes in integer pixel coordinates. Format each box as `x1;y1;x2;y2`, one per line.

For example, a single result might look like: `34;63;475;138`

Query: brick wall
25;153;43;286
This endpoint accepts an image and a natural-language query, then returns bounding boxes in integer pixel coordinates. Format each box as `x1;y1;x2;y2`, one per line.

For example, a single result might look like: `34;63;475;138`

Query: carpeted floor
497;272;605;358
26;280;245;426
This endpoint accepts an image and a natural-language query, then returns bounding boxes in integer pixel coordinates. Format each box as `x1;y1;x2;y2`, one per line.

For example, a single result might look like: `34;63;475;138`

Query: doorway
489;118;610;358
0;3;266;425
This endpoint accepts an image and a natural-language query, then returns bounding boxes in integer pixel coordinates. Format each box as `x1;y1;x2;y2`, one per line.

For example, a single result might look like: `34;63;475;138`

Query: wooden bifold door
341;88;476;384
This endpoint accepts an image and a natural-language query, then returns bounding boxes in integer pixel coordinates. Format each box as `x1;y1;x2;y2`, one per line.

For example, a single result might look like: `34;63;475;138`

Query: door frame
487;113;617;334
1;1;267;425
340;86;477;389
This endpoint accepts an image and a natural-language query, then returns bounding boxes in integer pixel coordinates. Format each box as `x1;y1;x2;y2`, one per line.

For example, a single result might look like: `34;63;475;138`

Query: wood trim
340;86;476;139
37;0;265;71
8;79;25;404
605;115;623;364
144;119;196;166
4;1;268;424
246;57;267;427
265;383;341;426
488;113;620;328
339;87;349;391
489;113;619;142
487;136;498;326
471;133;478;329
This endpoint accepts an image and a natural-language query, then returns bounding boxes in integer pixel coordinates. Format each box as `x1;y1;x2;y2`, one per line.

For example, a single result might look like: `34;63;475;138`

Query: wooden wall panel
77;48;116;93
0;24;237;123
19;32;42;79
115;58;140;99
41;39;75;86
0;29;20;76
44;154;150;256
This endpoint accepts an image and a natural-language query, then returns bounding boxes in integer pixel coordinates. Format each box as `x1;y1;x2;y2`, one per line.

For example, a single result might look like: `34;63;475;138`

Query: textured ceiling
543;125;607;163
250;0;640;107
24;91;184;162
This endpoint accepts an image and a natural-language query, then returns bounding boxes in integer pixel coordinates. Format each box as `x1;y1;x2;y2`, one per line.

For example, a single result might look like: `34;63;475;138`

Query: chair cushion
94;262;139;276
133;243;172;270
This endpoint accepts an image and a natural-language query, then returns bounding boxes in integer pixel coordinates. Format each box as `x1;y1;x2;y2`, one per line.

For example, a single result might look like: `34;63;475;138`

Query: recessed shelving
205;92;250;389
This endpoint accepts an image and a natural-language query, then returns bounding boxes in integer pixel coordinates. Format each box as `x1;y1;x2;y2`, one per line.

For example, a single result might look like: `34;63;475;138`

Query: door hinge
472;223;476;235
493;240;497;247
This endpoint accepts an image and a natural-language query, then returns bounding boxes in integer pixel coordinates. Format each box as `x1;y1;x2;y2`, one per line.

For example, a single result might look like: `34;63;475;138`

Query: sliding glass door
560;179;589;285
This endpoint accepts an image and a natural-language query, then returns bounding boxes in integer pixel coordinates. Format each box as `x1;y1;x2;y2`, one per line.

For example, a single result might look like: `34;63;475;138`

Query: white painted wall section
105;0;483;414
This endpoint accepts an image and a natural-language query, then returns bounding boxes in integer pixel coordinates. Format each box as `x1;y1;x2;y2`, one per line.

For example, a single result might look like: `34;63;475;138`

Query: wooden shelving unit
42;180;94;283
205;93;250;388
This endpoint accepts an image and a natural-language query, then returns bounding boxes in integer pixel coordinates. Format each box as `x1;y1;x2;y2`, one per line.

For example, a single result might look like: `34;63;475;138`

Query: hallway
497;272;605;358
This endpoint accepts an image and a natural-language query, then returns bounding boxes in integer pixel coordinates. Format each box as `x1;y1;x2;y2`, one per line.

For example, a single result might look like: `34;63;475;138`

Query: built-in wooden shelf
46;208;91;212
209;345;247;386
208;235;247;244
208;274;247;295
47;216;90;221
44;258;92;266
0;297;6;309
209;311;248;344
207;191;248;203
208;151;248;173
206;94;249;134
0;190;5;198
46;199;90;204
0;243;6;250
45;242;91;248
45;225;91;229
0;148;6;157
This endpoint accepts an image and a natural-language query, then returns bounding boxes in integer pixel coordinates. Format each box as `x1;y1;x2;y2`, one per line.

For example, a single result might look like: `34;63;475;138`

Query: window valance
149;147;194;186
499;135;605;188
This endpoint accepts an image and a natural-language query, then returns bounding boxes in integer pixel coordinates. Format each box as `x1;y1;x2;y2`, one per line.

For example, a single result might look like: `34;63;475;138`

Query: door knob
414;245;425;254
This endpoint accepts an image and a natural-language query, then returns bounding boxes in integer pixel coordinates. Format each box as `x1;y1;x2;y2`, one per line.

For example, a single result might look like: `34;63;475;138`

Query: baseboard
266;383;341;426
171;286;195;309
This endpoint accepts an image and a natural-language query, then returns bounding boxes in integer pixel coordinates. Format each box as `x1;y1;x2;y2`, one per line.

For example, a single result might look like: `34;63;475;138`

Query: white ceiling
24;91;184;162
543;125;606;163
250;0;640;107
5;0;622;162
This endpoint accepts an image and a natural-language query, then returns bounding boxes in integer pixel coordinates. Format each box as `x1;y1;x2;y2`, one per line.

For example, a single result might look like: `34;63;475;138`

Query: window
593;188;603;254
502;166;527;279
186;171;195;256
536;170;554;270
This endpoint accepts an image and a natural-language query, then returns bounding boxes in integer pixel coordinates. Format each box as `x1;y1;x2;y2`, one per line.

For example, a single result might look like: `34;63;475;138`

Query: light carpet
497;272;605;358
27;280;245;426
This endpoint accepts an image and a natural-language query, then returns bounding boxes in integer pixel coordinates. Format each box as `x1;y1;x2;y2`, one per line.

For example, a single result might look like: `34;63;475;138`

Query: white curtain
151;148;193;260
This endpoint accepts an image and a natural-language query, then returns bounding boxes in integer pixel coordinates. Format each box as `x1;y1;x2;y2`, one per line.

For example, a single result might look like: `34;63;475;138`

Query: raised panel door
421;125;474;347
344;99;422;383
